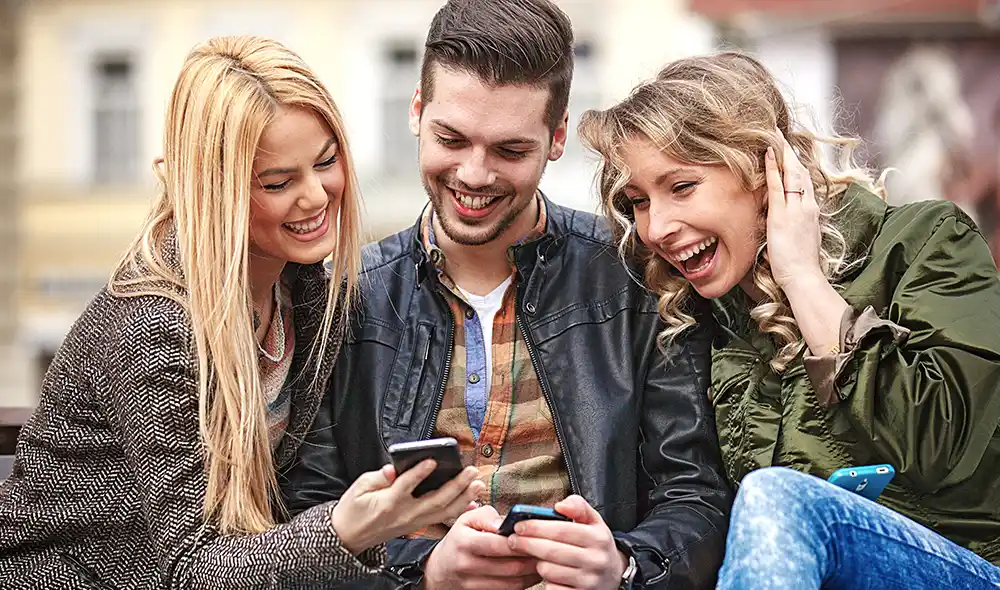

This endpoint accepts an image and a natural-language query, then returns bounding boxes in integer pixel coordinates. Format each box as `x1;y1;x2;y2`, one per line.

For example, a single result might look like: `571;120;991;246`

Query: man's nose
455;148;496;189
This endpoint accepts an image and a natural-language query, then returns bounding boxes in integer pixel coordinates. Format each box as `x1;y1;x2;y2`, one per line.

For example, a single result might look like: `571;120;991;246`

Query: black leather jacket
281;199;732;589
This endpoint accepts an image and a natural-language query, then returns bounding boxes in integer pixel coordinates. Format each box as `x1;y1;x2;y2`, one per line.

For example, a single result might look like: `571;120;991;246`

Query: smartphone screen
387;437;465;497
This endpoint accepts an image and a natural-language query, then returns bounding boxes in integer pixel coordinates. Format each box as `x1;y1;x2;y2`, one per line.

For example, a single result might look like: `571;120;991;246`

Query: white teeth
673;236;717;262
455;190;500;210
284;208;326;234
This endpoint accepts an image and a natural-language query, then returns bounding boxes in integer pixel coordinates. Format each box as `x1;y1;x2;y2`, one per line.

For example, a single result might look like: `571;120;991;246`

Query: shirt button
469;373;480;384
465;308;475;319
481;444;495;458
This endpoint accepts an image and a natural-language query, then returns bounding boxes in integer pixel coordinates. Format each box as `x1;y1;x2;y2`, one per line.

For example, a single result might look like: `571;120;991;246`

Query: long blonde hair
108;36;363;534
579;52;885;371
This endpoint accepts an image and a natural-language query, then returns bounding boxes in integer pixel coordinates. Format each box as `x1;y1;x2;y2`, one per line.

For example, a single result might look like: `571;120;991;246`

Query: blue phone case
497;504;571;536
827;464;895;501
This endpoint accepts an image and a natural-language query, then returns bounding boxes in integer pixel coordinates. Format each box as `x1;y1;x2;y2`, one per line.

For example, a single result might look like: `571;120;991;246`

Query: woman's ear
754;185;769;211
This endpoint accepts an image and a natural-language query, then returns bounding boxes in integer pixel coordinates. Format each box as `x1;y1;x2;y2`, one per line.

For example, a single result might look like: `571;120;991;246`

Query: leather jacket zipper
516;312;579;495
422;301;454;439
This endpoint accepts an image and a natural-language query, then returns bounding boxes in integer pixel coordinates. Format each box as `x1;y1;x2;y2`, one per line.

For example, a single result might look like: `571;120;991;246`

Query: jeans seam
828;520;1000;584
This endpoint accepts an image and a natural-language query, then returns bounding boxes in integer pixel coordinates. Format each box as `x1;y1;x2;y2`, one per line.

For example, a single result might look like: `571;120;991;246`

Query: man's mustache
440;176;511;198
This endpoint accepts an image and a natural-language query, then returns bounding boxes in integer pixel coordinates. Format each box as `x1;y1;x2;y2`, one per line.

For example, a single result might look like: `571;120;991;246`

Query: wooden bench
0;407;31;455
0;407;32;479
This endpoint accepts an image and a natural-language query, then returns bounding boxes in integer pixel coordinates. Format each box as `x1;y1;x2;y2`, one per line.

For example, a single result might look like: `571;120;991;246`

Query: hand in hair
765;131;850;357
330;460;484;555
764;131;824;291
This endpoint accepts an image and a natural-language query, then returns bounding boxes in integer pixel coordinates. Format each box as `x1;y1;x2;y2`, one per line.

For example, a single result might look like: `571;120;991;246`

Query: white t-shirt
457;275;513;395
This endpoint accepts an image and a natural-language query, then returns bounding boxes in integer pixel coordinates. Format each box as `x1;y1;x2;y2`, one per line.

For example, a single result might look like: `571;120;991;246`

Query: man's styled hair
420;0;575;133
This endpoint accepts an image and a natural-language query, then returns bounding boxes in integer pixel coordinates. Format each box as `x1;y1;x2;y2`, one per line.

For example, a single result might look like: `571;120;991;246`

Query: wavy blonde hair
108;36;363;534
579;52;885;372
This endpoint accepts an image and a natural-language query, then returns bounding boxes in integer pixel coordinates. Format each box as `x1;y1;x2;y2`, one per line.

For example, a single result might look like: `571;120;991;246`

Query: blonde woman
580;52;1000;589
0;36;483;589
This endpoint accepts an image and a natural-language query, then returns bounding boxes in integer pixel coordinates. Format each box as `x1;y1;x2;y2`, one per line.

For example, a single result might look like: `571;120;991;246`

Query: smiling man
282;1;732;589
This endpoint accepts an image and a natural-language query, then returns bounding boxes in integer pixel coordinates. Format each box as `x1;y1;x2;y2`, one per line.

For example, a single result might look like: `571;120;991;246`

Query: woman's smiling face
621;137;763;299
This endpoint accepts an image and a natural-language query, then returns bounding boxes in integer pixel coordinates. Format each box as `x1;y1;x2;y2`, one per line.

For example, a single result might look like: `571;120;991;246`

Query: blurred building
7;0;1000;409
692;0;1000;260
5;0;715;406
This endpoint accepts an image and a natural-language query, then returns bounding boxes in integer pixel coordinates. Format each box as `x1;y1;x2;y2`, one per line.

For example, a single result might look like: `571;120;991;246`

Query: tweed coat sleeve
102;298;384;588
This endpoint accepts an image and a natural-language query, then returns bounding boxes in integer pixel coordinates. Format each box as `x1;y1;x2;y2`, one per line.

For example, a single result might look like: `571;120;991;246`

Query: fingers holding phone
506;496;630;590
423;506;542;590
330;459;484;555
388;437;467;497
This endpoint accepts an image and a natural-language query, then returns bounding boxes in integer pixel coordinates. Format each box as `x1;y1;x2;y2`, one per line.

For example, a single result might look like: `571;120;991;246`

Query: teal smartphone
497;505;571;536
827;464;895;501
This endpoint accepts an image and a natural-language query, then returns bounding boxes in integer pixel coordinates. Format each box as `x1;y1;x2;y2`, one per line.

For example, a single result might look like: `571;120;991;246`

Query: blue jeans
717;467;1000;590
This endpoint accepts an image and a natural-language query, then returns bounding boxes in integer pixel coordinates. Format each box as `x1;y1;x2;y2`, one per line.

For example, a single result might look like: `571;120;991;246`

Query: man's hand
423;505;542;590
506;496;628;590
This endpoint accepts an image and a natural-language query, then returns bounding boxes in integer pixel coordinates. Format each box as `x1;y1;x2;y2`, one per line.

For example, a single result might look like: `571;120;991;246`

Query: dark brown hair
420;0;574;133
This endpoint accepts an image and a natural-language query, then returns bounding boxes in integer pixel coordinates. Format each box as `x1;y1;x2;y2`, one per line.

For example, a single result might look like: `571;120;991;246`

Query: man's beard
423;175;530;247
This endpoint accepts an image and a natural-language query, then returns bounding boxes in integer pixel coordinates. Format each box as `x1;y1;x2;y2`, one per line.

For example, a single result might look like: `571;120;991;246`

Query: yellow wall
14;0;359;403
17;0;355;310
20;0;351;186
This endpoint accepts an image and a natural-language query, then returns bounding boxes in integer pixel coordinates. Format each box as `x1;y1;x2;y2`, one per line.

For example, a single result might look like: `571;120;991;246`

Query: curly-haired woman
580;52;1000;589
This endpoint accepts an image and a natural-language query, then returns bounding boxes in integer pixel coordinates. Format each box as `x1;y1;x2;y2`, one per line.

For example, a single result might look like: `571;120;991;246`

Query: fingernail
766;147;774;160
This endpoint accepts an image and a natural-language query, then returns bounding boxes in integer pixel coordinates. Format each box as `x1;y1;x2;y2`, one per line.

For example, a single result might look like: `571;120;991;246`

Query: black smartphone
387;437;465;497
497;504;572;536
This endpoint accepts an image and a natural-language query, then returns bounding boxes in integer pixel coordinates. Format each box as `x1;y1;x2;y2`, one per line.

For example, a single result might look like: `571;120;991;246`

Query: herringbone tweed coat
0;258;382;589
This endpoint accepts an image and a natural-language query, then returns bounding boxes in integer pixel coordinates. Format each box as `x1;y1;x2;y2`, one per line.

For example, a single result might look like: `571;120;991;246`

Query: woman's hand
330;460;484;554
764;130;850;358
764;131;825;291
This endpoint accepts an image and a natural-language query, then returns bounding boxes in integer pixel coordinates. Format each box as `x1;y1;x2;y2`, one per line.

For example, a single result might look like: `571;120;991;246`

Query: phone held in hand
497;504;572;536
387;437;465;497
827;464;895;501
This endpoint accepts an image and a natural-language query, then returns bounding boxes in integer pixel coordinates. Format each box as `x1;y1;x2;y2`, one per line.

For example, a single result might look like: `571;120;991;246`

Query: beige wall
13;0;359;403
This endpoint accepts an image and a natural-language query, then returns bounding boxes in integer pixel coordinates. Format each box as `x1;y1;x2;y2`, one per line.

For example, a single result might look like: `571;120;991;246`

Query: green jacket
710;184;1000;565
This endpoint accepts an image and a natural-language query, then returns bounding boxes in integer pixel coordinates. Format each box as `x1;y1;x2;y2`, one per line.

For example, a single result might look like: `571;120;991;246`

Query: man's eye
499;148;528;160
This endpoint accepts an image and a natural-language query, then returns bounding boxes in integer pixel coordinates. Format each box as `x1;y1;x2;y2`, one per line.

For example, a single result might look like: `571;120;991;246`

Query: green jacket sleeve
820;213;1000;492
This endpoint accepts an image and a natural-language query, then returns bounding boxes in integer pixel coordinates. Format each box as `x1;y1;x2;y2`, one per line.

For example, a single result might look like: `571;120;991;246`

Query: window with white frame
92;53;139;185
67;18;148;188
381;40;421;179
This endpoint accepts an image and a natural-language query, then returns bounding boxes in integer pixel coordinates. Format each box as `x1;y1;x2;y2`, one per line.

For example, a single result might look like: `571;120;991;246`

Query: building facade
691;0;1000;260
5;0;715;406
